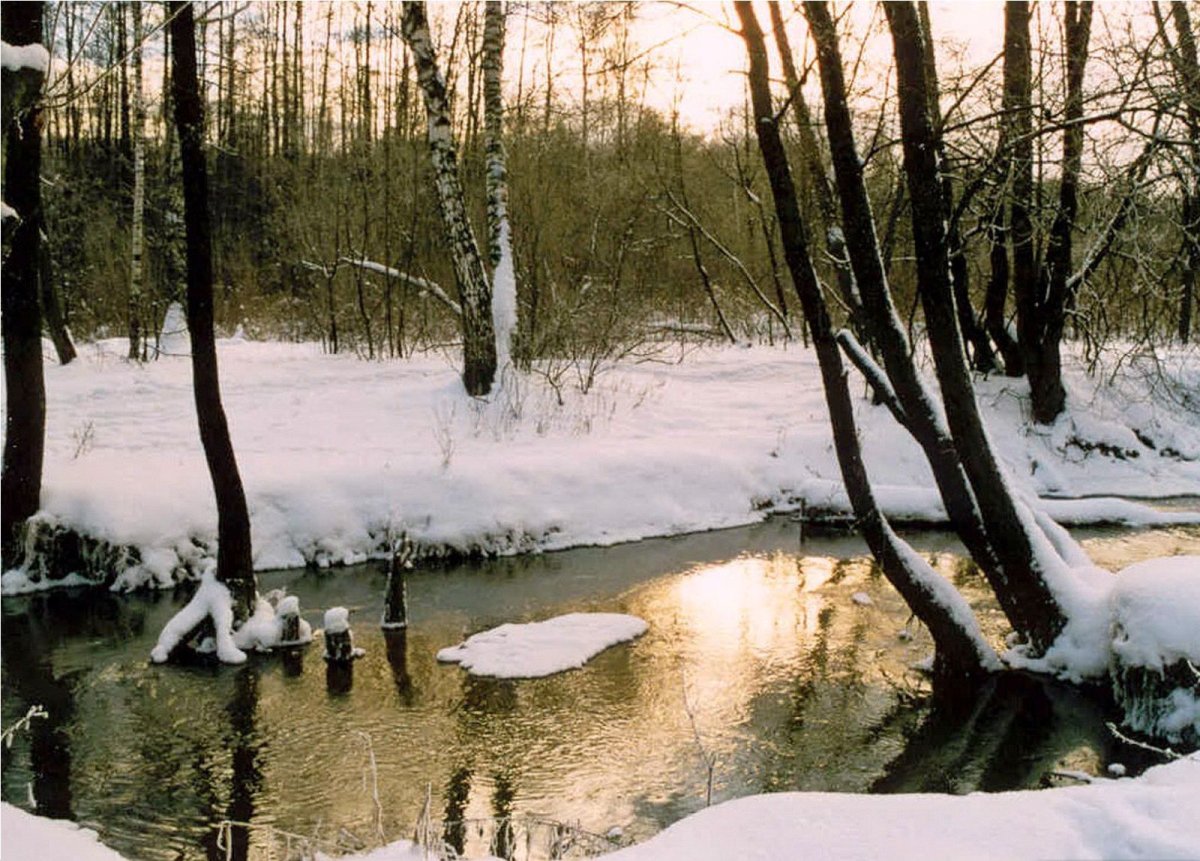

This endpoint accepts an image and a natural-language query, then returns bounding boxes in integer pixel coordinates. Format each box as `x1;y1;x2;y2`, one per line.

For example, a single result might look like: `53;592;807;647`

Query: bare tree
168;0;256;620
1;1;48;566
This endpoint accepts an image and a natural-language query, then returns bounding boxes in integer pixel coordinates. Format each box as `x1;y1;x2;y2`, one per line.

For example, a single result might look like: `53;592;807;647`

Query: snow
1;804;126;861
600;756;1200;861
491;221;517;378
1;200;17;221
1;40;50;74
154;301;190;357
2;340;1197;596
323;605;351;634
1111;556;1200;670
436;612;648;678
148;568;246;664
233;592;313;652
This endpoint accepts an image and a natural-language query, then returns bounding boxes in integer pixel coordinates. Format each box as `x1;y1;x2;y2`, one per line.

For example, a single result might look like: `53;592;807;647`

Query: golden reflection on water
4;522;1198;860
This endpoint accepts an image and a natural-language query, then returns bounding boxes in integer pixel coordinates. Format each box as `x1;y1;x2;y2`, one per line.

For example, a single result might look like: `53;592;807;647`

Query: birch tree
484;0;516;373
403;1;497;396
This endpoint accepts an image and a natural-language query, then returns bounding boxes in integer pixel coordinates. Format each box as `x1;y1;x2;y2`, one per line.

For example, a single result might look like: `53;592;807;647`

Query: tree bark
403;1;497;396
916;4;997;373
483;0;516;371
1;1;48;566
736;1;997;686
1165;1;1198;343
768;3;862;337
1021;2;1092;424
128;0;146;361
168;0;256;619
39;240;78;365
885;1;1067;652
803;1;1011;615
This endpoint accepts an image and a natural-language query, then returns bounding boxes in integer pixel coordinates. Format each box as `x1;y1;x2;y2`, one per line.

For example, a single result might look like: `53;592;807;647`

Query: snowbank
601;756;1200;861
1110;556;1200;742
1;804;126;861
437;612;648;678
3;340;1197;593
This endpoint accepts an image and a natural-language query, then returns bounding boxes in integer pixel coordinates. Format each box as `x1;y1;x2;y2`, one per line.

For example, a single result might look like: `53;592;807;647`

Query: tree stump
382;565;408;629
277;595;302;645
323;606;357;662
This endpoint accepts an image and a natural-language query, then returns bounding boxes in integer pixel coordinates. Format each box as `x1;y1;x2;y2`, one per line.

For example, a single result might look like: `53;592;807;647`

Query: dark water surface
3;520;1198;860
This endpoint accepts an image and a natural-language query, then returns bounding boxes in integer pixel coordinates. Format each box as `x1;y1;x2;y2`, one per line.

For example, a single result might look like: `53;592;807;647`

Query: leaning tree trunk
483;0;516;373
736;0;998;687
168;0;255;618
767;2;863;339
885;1;1068;653
1;2;48;567
128;0;146;361
402;1;497;396
38;240;77;365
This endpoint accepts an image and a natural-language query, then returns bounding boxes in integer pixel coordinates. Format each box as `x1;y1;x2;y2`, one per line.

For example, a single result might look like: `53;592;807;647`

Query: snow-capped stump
437;612;648;679
1110;556;1200;744
276;596;306;646
322;606;363;662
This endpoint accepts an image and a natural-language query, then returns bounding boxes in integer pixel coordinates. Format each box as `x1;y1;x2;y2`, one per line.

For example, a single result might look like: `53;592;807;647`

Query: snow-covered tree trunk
885;1;1069;653
402;2;497;396
1;3;49;567
737;1;999;687
483;0;516;374
127;1;146;361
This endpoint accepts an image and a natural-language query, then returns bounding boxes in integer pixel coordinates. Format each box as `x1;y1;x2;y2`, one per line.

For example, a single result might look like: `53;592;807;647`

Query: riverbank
3;338;1198;592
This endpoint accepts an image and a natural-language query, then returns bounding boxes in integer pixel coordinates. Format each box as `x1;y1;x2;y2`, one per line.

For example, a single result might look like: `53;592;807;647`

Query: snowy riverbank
3;338;1199;592
9;756;1197;860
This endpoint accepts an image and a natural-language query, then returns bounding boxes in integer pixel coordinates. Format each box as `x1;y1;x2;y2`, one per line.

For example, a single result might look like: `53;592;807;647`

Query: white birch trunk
128;1;146;361
402;2;497;396
484;1;516;375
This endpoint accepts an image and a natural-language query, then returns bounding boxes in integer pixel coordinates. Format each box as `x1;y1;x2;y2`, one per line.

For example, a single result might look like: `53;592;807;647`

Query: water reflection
0;520;1194;860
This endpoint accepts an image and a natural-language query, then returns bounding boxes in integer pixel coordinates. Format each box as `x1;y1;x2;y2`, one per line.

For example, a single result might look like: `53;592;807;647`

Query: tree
402;1;498;396
168;0;256;620
735;0;999;686
1;1;48;567
484;0;517;373
128;0;147;360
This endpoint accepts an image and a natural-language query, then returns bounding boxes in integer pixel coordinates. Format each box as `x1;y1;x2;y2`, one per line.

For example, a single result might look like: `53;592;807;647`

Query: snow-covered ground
436;612;648;678
598;755;1200;861
9;757;1197;861
2;338;1198;592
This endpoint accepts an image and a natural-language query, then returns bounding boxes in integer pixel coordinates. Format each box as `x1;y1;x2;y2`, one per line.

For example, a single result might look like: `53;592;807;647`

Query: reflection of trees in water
871;673;1162;795
383;629;414;706
201;666;263;861
1;590;147;822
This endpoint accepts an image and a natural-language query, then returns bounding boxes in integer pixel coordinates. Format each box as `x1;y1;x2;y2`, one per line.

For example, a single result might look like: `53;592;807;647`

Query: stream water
2;519;1198;860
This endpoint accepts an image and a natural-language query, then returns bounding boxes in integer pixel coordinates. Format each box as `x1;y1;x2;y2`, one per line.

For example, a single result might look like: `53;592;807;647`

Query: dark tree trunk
885;0;1067;653
736;0;996;686
1020;2;1092;424
1;1;48;567
802;1;1015;621
916;4;997;373
984;199;1024;376
168;0;255;620
39;242;78;365
1166;1;1198;344
767;2;862;338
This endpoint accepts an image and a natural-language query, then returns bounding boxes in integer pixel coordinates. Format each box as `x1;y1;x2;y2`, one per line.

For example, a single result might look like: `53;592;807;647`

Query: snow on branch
338;256;462;317
835;329;910;429
0;40;49;74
